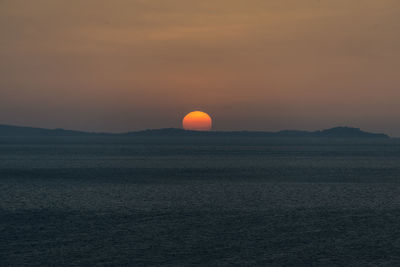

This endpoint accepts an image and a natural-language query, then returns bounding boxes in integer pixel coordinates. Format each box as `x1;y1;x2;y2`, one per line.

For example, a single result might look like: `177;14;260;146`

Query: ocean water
1;136;400;266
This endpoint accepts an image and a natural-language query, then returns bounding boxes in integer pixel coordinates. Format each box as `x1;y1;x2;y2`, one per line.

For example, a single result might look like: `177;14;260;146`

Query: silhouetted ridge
0;124;91;136
125;126;388;138
0;124;389;138
317;127;385;137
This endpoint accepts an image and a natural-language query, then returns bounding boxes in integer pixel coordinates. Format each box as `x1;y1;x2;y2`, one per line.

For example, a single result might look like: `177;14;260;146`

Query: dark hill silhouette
0;124;388;138
0;125;91;136
126;127;389;138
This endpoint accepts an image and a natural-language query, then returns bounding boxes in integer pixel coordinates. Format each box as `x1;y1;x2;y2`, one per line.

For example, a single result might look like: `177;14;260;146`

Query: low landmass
0;124;91;136
0;124;390;138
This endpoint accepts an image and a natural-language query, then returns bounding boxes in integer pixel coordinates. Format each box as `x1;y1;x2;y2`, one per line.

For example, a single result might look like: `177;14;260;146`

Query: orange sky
1;0;400;135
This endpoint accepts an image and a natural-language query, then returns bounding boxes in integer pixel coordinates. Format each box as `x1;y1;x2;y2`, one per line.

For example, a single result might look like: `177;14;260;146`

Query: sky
1;0;400;135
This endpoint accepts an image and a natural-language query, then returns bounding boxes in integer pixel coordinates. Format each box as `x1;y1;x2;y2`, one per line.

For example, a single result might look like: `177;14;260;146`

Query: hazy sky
1;0;400;134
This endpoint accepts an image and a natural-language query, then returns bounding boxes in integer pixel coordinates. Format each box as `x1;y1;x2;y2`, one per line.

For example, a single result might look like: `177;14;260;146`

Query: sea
1;136;400;266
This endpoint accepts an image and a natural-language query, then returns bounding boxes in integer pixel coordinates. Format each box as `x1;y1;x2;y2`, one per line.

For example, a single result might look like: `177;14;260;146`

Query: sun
182;111;212;131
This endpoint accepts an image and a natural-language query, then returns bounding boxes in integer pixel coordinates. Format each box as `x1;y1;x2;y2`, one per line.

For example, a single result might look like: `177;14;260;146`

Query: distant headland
0;124;389;138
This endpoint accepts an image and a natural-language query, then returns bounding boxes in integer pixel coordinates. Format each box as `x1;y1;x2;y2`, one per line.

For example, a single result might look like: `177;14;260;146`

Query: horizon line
0;123;391;138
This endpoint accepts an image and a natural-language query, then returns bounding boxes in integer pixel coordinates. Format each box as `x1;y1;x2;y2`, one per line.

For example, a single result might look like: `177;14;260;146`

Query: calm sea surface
1;136;400;266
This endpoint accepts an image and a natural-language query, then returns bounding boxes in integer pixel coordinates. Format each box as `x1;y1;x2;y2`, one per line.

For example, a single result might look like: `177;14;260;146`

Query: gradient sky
1;0;400;134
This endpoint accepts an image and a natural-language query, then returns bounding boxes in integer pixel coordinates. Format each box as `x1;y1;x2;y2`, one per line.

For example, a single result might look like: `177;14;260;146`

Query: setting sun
182;111;212;131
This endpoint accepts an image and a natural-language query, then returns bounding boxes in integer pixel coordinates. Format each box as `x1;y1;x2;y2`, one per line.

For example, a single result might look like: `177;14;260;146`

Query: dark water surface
1;136;400;266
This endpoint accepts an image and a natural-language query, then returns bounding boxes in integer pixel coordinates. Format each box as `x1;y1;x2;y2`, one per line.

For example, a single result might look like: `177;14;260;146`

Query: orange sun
182;111;212;131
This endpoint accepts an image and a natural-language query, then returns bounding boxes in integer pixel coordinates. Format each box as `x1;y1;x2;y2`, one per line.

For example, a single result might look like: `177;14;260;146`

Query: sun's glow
182;111;212;131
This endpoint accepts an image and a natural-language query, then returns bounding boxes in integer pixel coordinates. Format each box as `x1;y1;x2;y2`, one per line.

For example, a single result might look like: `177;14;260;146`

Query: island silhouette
0;124;389;138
